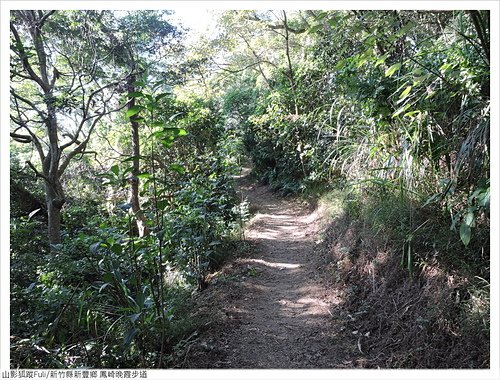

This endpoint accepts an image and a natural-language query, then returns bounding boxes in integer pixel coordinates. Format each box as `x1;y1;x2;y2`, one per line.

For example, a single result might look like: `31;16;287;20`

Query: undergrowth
317;187;489;368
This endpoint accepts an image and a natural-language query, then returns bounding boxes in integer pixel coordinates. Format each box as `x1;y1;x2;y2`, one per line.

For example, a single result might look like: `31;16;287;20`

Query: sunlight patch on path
250;213;292;221
277;294;338;318
242;258;302;270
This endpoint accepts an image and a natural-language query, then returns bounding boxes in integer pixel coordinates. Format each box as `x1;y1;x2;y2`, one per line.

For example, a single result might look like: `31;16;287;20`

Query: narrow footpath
185;168;356;368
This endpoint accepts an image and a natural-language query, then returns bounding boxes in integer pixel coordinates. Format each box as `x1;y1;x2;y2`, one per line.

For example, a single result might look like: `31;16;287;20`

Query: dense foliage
209;10;490;368
10;9;490;369
10;10;245;368
209;9;490;271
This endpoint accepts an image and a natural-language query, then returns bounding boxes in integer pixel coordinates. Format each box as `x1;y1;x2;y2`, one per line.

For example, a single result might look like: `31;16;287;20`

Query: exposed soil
183;168;357;368
182;168;489;369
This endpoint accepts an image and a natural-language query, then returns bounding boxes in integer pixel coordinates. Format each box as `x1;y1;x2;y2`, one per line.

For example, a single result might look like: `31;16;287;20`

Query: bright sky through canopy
169;8;213;38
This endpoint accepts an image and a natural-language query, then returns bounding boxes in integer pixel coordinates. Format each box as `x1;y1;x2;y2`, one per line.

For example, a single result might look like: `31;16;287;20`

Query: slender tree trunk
127;74;149;237
282;10;299;116
11;11;129;246
44;102;66;245
45;178;65;245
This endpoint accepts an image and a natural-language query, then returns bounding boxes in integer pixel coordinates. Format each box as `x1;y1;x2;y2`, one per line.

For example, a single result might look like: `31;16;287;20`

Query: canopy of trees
8;8;490;369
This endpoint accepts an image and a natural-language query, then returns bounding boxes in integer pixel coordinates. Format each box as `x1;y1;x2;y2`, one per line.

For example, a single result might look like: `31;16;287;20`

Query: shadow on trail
184;166;489;369
183;168;358;368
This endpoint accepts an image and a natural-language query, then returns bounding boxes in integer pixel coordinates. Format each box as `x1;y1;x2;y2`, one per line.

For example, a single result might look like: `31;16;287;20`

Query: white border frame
1;2;498;379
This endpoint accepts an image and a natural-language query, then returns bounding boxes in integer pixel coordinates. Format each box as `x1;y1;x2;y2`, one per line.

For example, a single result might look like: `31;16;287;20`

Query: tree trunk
11;11;129;246
45;179;65;245
127;75;149;237
282;11;299;116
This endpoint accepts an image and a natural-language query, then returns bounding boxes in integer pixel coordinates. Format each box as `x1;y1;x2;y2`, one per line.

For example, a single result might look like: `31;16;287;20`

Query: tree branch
211;59;263;74
10;132;32;144
10;88;47;121
28;11;50;86
26;160;48;180
10;21;50;93
10;98;46;162
58;96;129;176
246;13;306;34
282;10;299;115
58;115;103;177
238;32;275;86
60;74;130;151
38;10;56;28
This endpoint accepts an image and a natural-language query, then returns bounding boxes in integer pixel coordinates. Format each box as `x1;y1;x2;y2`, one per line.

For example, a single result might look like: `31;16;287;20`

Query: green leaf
151;130;164;139
110;164;119;176
439;62;454;72
399;85;412;99
129;313;141;324
146;102;159;111
315;11;327;20
123;327;139;347
128;92;144;98
161;139;174;148
477;188;490;207
308;24;323;34
155;92;171;101
374;53;389;67
364;35;376;46
351;24;362;35
464;211;474;226
126;105;143;118
164;127;188;137
413;75;428;85
404;110;421;117
356;57;368;68
169;163;185;174
103;272;114;283
156;200;169;210
110;244;123;255
397;21;415;36
385;62;402;77
335;59;346;70
387;33;398;43
136;291;145;309
459;223;471;246
136;172;151;179
327;17;338;27
392;104;411;118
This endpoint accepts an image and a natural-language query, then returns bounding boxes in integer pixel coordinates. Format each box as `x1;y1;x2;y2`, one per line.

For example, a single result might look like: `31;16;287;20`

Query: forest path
185;167;353;368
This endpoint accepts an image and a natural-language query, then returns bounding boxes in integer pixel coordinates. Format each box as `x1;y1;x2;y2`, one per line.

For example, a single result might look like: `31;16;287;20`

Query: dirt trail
185;168;354;368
